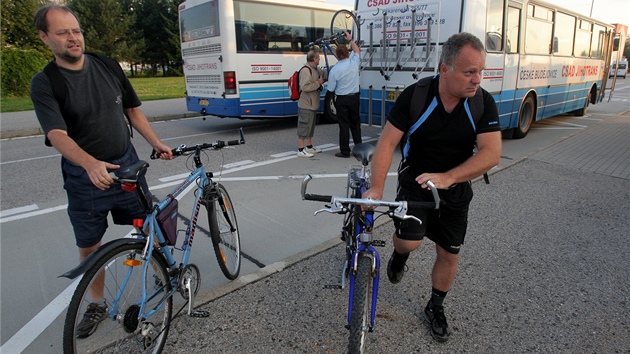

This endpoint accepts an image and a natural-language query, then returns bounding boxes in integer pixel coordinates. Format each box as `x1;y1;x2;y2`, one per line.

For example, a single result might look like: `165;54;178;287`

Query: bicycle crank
178;263;201;300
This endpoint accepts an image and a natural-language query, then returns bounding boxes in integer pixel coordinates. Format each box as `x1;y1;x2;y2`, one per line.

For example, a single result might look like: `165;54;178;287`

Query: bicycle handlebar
150;128;245;160
301;174;441;211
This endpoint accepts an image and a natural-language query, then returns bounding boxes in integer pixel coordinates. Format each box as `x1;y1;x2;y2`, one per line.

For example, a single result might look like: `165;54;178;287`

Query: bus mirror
612;37;620;51
553;37;559;53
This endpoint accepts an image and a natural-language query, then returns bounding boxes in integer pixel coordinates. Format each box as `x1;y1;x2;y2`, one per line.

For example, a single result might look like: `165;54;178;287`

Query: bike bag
157;199;179;245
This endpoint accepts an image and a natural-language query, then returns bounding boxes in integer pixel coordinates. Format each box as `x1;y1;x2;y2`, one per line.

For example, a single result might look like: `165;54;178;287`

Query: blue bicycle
301;143;440;353
61;129;245;353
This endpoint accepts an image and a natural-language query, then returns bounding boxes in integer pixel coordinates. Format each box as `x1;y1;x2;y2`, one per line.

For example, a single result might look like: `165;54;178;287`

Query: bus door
501;3;522;129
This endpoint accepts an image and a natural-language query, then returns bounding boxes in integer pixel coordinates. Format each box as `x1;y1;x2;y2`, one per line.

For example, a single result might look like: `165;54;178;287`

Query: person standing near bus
297;49;326;158
327;31;361;158
362;32;502;342
30;4;173;338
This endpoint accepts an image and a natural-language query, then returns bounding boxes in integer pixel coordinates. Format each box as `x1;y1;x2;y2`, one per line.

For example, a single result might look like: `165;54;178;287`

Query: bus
609;59;627;79
178;0;345;119
351;0;616;138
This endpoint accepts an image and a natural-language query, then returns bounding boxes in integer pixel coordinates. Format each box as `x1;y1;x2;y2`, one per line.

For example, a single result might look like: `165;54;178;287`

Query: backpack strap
42;53;132;146
404;74;489;183
297;65;312;93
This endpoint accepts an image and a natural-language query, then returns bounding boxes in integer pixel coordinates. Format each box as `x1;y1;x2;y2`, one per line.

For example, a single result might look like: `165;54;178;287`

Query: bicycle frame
122;161;212;322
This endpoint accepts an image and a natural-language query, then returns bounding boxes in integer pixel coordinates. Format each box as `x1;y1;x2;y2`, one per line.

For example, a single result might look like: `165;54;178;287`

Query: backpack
42;52;132;146
405;75;490;183
288;65;312;101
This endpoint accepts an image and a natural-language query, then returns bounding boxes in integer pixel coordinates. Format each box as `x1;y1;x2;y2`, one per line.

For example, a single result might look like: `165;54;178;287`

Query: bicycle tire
63;242;172;353
205;183;242;280
330;9;361;45
348;252;372;354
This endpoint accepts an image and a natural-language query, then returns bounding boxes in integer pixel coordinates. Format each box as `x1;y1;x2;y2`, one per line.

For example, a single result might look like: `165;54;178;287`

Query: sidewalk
140;112;629;352
0;98;194;139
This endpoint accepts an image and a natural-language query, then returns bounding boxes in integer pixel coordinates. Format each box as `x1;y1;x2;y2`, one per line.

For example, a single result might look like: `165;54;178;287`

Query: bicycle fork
346;241;381;332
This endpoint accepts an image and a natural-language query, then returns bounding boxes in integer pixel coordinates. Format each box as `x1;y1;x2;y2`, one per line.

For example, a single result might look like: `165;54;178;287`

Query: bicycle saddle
352;143;376;167
111;160;149;182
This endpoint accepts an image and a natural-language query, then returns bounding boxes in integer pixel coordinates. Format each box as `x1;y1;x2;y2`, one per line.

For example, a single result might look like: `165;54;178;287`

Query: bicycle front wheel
331;9;361;44
348;252;373;354
63;242;172;353
206;183;242;280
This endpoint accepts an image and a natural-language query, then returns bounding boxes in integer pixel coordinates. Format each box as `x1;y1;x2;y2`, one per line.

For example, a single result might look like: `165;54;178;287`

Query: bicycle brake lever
391;202;422;224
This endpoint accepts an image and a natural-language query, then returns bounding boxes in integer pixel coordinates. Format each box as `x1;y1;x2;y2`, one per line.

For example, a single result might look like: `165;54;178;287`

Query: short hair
439;32;485;71
34;4;80;33
335;44;349;60
306;50;320;62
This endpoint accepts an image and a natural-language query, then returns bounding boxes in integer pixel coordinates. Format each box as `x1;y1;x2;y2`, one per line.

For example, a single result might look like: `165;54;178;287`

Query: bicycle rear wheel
331;9;361;44
205;183;241;280
63;242;172;353
348;252;373;354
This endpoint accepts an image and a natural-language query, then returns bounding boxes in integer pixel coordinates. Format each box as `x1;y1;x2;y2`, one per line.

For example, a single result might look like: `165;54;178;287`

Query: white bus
351;0;616;138
178;0;345;119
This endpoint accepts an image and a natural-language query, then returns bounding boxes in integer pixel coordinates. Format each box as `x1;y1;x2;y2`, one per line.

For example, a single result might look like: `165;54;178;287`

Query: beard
58;45;84;64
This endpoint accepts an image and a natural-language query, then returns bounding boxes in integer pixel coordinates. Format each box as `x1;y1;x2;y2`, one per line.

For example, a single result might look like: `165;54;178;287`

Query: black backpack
404;75;489;183
42;52;132;146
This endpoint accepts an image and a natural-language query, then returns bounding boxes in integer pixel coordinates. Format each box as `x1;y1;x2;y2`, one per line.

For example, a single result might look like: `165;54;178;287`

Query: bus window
180;0;220;43
486;0;504;51
526;4;553;54
506;6;520;53
553;12;575;56
591;24;606;58
574;20;592;57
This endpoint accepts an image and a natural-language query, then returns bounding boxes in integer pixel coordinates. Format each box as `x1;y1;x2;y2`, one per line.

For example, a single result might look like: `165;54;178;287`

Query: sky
326;0;630;27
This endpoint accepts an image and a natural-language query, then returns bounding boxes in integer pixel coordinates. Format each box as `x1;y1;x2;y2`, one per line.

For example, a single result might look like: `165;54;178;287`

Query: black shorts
62;144;151;248
393;166;473;254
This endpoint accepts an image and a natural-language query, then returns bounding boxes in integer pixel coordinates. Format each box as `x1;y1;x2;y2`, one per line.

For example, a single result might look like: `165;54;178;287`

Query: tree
624;38;630;61
132;0;182;76
67;0;137;61
1;0;48;51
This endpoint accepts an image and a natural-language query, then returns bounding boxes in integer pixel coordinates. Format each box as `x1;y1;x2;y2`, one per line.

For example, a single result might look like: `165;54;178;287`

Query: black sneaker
386;252;406;284
76;302;107;338
423;301;451;342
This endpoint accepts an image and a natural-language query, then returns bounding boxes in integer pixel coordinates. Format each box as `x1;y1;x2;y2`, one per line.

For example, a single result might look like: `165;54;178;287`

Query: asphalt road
1;84;628;353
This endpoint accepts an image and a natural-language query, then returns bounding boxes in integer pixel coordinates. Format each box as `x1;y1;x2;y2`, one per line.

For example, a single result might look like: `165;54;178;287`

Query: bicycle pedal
371;240;386;247
324;284;342;289
190;310;210;318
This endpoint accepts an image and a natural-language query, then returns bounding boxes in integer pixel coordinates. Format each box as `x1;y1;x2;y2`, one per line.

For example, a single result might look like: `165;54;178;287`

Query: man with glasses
30;4;173;338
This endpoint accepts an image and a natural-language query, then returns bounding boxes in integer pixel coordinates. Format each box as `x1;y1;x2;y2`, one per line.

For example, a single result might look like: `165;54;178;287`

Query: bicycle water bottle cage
351;143;376;166
110;160;149;183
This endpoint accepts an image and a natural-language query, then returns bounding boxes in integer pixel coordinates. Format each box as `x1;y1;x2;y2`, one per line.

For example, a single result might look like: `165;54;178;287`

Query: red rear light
121;183;137;192
133;219;144;228
224;71;236;94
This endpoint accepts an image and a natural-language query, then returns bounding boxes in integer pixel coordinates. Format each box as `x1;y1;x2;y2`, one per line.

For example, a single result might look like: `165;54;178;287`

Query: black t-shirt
30;55;141;161
387;78;500;177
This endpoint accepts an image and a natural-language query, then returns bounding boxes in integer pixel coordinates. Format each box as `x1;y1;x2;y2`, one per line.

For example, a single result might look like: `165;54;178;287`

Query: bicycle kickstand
186;278;210;318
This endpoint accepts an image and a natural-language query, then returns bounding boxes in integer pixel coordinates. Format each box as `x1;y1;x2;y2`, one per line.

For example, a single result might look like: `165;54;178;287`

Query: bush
1;47;49;97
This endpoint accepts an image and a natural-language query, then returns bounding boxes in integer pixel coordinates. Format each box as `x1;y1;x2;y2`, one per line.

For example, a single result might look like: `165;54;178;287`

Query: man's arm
346;32;360;54
415;131;502;189
125;107;173;160
362;122;405;200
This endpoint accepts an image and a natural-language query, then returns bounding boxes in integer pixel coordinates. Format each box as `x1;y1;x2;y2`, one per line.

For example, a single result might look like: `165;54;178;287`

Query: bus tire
572;86;594;116
323;91;339;124
513;95;535;139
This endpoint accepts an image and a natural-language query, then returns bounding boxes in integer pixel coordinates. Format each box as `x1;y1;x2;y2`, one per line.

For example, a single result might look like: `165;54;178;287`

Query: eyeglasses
52;29;83;38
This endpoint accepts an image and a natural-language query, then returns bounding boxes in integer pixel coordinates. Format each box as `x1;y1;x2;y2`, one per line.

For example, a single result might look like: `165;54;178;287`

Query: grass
1;76;186;113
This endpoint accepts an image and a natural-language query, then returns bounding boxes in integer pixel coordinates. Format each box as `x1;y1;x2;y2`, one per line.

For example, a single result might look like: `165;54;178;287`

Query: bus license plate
199;99;209;106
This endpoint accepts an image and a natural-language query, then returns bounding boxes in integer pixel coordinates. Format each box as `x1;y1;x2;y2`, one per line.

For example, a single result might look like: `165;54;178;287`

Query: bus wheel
513;95;535;139
572;87;593;116
322;91;339;124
